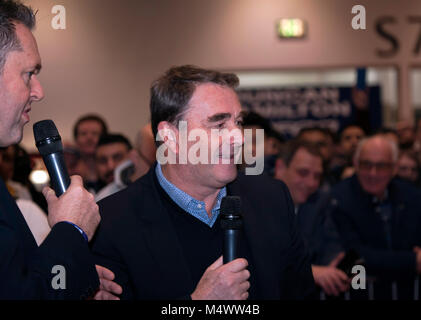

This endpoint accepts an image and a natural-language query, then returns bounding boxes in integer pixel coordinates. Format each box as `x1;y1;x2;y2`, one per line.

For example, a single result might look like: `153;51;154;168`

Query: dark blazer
0;178;99;299
296;191;344;266
330;175;421;299
92;166;316;300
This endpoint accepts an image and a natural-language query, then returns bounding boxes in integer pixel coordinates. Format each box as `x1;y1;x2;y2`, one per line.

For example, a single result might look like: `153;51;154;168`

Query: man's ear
157;121;178;154
274;157;287;180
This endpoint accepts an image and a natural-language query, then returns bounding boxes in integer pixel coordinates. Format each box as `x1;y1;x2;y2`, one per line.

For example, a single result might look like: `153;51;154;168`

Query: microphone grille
33;120;60;144
220;196;241;216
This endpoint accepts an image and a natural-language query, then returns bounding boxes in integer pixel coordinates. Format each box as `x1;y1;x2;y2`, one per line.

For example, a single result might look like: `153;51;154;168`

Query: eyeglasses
359;160;394;173
398;165;418;173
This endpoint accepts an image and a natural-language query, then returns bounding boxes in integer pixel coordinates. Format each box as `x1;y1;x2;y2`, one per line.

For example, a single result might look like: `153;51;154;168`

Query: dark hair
297;127;327;139
96;133;132;151
278;140;323;168
73;114;108;140
374;126;398;139
242;111;285;143
150;65;239;146
339;123;366;139
0;0;35;73
321;127;337;144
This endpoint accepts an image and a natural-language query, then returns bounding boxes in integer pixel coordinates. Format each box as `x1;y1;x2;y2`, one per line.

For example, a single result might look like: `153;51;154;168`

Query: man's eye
113;154;124;162
25;71;34;83
297;169;309;177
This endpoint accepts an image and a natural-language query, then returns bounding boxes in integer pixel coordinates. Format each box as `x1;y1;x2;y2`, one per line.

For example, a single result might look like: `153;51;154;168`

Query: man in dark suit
92;65;316;300
0;0;119;299
274;140;349;297
330;135;421;300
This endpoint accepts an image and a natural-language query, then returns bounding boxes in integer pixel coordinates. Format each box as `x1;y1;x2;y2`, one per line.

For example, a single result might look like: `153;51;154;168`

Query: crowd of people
1;0;421;301
242;114;421;300
4;96;421;300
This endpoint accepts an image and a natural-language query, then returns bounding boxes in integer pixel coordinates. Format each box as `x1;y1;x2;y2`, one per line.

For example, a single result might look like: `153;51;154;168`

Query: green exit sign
277;19;306;38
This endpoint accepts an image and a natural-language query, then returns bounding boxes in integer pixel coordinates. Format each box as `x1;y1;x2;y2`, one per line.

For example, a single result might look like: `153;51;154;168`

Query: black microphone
33;120;70;197
220;196;243;264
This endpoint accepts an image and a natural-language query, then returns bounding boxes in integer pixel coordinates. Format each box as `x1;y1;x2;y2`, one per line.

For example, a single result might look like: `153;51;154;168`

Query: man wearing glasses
329;135;421;300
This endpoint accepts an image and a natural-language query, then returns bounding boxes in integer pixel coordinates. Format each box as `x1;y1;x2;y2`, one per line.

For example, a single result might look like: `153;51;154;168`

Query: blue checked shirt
155;163;226;227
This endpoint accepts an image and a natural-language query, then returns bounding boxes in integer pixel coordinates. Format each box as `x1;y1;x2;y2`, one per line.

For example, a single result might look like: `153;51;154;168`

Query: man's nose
106;159;117;171
307;176;320;190
232;128;244;146
368;165;378;175
30;75;45;102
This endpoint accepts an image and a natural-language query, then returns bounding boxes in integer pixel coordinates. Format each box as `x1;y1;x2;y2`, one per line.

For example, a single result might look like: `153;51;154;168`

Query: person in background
73;114;108;192
0;145;49;245
297;127;336;192
412;118;421;152
340;125;366;164
11;144;48;212
241;111;284;176
330;124;366;182
330;135;421;300
396;150;419;186
94;134;132;202
395;120;415;151
297;127;334;165
274;140;349;297
0;144;31;200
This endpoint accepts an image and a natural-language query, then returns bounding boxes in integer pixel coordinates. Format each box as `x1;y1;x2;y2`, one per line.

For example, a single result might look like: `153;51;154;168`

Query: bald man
329;135;421;300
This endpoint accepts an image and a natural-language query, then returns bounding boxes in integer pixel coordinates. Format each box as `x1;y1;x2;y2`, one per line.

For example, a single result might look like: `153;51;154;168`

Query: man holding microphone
0;0;119;299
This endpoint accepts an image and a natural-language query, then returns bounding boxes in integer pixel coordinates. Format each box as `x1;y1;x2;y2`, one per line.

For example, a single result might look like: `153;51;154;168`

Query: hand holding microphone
191;196;250;300
34;120;100;241
191;255;250;300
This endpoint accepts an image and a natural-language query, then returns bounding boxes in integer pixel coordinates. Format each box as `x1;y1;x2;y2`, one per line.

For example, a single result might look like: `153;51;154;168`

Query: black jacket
92;166;316;300
0;178;99;299
330;175;421;299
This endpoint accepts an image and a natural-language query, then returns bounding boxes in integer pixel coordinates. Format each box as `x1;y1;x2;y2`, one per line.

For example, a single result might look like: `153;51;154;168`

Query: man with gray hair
0;0;120;299
329;134;421;300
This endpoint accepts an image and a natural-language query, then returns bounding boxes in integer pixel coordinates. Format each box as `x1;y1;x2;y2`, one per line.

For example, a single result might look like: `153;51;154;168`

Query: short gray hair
354;135;399;166
0;0;36;74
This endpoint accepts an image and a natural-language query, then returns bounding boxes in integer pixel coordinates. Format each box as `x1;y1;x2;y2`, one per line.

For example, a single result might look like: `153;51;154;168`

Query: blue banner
237;86;382;139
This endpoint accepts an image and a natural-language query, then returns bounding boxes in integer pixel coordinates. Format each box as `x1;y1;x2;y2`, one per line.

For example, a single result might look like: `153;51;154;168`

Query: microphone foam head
33;120;63;156
33;120;60;144
220;196;242;230
220;196;241;216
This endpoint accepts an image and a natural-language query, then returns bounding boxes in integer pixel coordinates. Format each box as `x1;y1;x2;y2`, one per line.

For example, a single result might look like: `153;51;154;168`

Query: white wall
19;0;421;151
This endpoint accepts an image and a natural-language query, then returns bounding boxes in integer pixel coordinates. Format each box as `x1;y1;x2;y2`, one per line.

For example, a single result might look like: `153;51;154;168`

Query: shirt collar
372;189;389;205
155;163;226;227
